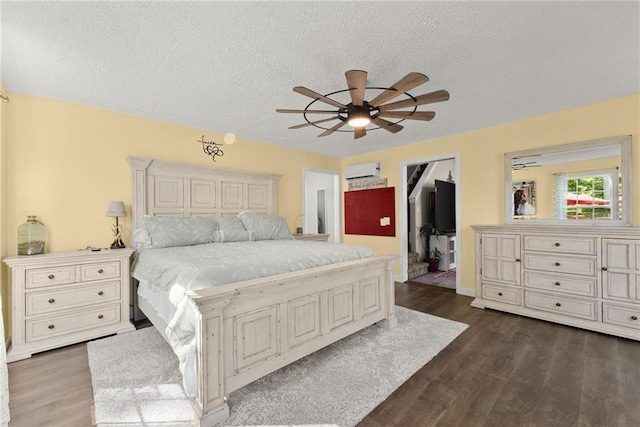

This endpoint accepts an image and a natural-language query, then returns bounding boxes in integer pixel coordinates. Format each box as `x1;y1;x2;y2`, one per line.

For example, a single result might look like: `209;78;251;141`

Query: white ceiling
1;1;638;158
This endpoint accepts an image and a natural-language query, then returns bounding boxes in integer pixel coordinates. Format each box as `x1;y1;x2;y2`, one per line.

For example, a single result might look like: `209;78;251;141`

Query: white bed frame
128;156;397;426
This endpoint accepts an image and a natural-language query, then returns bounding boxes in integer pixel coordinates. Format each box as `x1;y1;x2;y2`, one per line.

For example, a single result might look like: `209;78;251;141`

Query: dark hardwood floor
7;282;640;426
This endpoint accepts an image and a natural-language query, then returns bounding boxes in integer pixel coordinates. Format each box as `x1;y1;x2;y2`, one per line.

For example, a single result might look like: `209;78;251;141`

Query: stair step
408;252;420;263
408;261;429;279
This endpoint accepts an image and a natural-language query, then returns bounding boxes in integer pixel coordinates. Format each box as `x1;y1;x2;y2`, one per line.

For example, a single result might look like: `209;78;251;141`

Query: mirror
505;135;633;226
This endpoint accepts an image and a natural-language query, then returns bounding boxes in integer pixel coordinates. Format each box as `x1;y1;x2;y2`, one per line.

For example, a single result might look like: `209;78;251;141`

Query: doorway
302;169;341;242
399;153;461;293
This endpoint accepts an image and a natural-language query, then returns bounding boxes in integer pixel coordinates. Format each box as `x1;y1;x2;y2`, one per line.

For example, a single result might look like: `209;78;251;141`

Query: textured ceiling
1;1;638;158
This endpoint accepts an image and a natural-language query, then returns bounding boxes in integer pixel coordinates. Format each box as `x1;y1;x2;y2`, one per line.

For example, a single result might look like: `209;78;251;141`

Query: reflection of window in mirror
559;170;621;220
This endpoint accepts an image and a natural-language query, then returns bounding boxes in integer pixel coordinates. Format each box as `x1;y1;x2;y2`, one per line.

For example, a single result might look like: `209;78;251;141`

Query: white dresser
3;249;135;362
471;225;640;340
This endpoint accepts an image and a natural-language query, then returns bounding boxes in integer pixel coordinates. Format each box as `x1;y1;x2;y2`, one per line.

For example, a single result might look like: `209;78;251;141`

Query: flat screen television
434;180;456;233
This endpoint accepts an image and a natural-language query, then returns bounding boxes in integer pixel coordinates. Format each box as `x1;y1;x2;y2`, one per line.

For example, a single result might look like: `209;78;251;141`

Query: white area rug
87;307;468;427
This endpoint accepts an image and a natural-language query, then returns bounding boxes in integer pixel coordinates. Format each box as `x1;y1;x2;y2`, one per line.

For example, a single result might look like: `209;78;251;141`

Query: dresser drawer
524;254;597;276
525;291;597;321
26;305;120;342
26;281;121;316
524;235;596;255
26;266;76;289
482;283;522;306
602;303;640;331
524;271;596;297
79;261;120;282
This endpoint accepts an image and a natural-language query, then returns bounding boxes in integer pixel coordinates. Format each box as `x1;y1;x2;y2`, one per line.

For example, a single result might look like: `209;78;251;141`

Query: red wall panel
344;187;396;237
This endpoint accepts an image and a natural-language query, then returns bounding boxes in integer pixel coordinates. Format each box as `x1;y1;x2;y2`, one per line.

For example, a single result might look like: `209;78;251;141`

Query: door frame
399;153;466;295
302;168;341;242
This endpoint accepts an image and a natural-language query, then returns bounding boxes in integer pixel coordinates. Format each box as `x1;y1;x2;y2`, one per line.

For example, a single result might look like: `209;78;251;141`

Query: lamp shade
105;201;127;218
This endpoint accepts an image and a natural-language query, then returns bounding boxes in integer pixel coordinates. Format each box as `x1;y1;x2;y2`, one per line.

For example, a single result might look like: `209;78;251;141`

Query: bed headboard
127;156;281;231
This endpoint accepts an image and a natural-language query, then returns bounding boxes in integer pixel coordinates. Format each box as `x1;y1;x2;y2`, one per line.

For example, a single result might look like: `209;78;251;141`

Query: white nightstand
293;234;330;242
3;248;135;362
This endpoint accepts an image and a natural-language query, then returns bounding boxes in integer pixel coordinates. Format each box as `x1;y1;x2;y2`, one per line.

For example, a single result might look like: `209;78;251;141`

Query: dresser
3;249;135;362
471;225;640;340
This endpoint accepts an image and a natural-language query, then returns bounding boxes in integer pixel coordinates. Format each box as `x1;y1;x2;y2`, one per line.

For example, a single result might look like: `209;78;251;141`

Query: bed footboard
190;255;396;426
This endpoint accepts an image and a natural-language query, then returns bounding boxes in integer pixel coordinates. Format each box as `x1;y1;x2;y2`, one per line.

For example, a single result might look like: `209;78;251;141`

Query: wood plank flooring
7;281;640;426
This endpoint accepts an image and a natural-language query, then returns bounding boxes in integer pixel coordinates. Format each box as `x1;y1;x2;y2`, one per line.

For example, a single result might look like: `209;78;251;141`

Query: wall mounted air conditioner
344;161;381;180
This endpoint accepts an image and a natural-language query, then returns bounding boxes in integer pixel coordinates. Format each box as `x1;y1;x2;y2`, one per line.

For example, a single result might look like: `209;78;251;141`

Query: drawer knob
555;302;562;307
632;316;638;321
515;258;521;262
555;262;561;267
48;274;55;280
498;292;503;296
98;269;104;274
98;291;104;296
554;242;560;247
48;324;55;329
555;282;561;286
98;314;104;319
602;267;608;271
48;298;55;304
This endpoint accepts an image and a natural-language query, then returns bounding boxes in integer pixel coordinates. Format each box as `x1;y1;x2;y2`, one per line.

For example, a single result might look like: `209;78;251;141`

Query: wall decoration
347;177;387;191
513;180;536;216
345;187;395;236
196;135;224;162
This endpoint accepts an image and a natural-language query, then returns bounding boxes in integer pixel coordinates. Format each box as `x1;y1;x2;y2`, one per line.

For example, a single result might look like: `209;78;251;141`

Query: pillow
141;216;219;248
238;212;293;241
212;229;255;243
215;216;247;232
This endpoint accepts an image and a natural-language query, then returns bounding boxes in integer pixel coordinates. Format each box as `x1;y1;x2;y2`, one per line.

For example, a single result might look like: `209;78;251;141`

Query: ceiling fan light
347;109;371;127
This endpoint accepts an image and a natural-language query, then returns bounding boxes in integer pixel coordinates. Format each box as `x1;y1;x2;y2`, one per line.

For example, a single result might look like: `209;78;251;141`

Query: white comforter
131;240;374;396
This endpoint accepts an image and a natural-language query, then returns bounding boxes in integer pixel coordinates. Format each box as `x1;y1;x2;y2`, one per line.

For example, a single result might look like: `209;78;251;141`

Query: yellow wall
4;93;340;254
342;94;640;292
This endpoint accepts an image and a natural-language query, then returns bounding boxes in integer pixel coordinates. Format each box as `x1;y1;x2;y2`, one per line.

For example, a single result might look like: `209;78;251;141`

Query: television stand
430;232;456;270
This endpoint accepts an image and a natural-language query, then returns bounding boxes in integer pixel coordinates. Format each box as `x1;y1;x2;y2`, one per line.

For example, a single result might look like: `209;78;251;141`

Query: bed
128;156;397;426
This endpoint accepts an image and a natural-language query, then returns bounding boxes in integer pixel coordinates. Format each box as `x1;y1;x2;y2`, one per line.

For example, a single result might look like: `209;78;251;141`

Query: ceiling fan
276;70;450;139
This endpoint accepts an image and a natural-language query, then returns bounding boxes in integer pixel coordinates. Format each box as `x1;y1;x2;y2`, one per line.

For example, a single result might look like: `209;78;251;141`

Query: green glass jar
17;215;46;255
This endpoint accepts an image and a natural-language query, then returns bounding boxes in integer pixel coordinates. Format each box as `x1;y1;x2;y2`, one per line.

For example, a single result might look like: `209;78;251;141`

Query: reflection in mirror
505;135;632;226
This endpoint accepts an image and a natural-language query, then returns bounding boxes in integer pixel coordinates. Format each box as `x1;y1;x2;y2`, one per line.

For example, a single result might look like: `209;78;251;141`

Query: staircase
407;163;429;196
407;251;429;280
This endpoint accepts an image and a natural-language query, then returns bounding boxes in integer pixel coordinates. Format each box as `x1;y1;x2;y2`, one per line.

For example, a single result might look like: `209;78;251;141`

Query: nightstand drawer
525;291;597;321
26;266;76;289
26;281;121;316
80;261;120;282
26;305;120;342
602;303;640;330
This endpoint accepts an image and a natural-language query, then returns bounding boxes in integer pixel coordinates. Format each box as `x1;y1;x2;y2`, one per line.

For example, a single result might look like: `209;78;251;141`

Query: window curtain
552;172;568;219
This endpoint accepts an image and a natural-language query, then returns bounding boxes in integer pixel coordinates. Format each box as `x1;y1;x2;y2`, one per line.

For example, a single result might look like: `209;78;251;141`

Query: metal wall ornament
196;133;236;162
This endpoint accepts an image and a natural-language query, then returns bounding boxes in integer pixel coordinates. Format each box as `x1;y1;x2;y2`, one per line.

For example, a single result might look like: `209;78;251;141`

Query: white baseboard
394;274;403;283
456;287;476;297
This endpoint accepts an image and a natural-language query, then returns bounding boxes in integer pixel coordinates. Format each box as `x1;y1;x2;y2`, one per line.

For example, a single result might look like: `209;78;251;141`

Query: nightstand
3;248;135;362
293;234;330;242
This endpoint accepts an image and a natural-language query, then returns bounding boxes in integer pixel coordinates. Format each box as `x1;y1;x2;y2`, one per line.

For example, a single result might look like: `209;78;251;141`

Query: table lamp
105;201;127;249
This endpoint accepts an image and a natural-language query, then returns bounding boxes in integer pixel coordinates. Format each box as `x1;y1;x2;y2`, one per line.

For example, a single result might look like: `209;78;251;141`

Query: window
564;170;620;220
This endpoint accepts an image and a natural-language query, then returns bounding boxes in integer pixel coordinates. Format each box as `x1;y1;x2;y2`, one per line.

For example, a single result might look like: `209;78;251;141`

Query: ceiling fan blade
354;127;367;139
318;120;347;137
288;116;340;129
371;117;403;134
293;86;347;109
345;69;367;106
377;90;450;111
377;111;435;121
369;72;429;107
276;109;338;114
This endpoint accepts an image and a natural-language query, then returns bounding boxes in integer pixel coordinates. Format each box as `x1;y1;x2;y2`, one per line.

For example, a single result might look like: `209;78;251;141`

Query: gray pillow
143;216;219;248
212;229;255;243
215;216;247;232
238;212;293;241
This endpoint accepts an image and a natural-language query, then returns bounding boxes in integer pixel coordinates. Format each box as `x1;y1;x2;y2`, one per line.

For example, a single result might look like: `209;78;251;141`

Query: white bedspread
131;240;374;397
